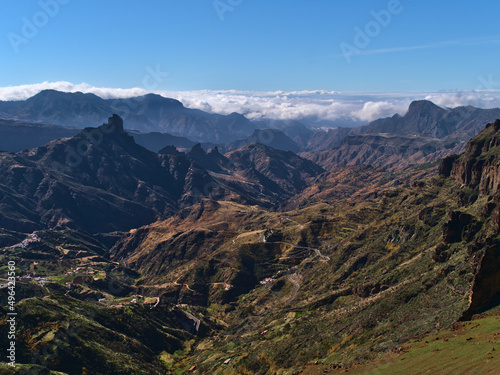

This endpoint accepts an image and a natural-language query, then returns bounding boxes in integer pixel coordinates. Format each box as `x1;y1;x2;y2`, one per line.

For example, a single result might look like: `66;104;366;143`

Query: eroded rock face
442;211;476;243
447;120;500;195
438;154;458;177
461;242;500;320
437;120;500;319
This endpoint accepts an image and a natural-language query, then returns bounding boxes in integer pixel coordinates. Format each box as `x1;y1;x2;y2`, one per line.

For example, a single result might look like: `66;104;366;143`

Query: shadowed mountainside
442;119;500;196
0;115;239;234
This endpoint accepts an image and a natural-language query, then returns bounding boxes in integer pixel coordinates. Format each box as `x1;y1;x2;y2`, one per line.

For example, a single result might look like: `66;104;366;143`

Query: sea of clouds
1;81;500;124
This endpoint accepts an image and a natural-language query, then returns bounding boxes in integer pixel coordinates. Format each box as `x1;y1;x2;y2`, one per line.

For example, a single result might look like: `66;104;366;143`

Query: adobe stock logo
213;0;243;21
7;0;70;54
340;0;407;63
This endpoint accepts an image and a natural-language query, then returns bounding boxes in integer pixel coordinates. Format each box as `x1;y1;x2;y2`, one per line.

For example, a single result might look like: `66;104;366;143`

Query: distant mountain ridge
303;100;500;171
351;100;500;140
0;90;257;143
0;119;79;152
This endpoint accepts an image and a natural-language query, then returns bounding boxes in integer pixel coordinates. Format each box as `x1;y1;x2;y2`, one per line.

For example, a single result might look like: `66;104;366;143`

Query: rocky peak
407;100;444;114
187;143;206;159
441;119;500;195
186;143;228;173
158;145;180;155
101;114;124;133
209;146;220;155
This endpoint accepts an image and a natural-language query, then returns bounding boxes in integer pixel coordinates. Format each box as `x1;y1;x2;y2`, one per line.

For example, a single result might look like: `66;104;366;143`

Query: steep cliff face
439;120;500;319
445;119;500;195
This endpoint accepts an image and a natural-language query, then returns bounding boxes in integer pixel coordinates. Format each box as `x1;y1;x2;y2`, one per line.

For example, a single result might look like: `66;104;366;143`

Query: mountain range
0;90;257;143
302;100;500;172
1;93;500;374
0;115;324;239
3;91;500;176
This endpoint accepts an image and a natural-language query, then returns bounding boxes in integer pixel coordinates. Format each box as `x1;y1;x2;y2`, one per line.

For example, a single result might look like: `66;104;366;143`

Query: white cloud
424;91;500;109
0;81;150;101
353;100;409;122
1;81;500;124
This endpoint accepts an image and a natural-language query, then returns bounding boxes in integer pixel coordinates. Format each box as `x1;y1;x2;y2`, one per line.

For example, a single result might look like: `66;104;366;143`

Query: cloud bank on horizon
1;82;500;124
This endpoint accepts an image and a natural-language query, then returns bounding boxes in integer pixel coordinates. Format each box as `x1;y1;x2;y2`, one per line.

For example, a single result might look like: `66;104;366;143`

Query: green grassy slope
308;312;500;375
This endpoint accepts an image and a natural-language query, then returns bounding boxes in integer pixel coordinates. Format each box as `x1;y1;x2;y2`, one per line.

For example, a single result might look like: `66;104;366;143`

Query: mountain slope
305;127;352;151
306;133;462;172
112;174;497;373
162;142;325;204
225;142;325;198
2;118;500;374
109;120;500;374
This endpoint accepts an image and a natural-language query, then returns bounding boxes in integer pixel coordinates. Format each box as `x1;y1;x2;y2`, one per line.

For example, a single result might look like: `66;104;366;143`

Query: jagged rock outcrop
446;119;500;195
442;211;478;243
185;144;229;173
438;154;458;176
461;239;500;320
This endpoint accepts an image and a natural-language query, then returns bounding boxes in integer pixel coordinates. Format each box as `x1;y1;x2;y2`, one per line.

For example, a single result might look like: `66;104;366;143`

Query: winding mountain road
230;219;331;305
284;217;305;229
286;274;300;305
182;310;201;332
257;219;331;305
262;239;330;262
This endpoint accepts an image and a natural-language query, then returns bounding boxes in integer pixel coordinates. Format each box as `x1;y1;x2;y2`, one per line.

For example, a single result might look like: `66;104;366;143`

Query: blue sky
2;0;500;92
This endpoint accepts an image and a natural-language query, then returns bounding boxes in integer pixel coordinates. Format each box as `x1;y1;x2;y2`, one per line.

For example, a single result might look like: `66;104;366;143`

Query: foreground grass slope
305;311;500;375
